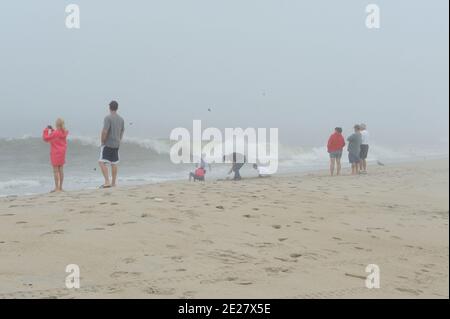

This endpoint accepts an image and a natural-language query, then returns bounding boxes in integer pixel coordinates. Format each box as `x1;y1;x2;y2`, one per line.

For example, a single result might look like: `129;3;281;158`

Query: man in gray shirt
99;100;125;188
347;124;362;175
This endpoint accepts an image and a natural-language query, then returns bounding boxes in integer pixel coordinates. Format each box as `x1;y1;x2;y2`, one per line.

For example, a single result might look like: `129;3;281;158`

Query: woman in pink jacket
43;118;69;192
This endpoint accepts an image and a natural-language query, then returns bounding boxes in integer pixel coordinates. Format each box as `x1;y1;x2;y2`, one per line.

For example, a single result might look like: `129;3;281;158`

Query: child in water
43;118;69;192
189;167;206;182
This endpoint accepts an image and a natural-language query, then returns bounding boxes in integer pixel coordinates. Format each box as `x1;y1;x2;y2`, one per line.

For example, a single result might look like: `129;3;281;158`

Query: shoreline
1;156;448;200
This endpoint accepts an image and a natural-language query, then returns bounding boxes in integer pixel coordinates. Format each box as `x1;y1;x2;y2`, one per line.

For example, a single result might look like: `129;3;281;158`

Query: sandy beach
0;159;448;299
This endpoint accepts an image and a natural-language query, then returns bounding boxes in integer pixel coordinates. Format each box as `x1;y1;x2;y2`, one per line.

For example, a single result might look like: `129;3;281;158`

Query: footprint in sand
272;225;281;229
395;287;422;296
181;291;197;298
190;224;203;231
106;287;124;294
274;257;297;263
79;208;96;214
170;256;184;263
122;257;136;264
110;271;141;279
143;287;176;296
86;227;105;231
41;229;66;236
236;282;253;286
265;267;291;275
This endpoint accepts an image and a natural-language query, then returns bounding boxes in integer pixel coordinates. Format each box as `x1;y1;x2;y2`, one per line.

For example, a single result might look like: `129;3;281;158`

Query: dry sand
0;159;448;299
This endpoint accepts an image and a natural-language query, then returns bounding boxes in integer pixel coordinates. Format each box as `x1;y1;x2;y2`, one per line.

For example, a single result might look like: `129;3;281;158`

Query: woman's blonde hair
55;118;66;131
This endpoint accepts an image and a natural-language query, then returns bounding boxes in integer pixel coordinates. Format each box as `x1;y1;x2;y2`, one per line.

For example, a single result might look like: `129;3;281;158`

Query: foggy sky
0;0;448;147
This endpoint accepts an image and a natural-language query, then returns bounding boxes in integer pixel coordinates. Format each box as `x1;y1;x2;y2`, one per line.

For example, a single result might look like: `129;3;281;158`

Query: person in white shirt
253;164;272;178
359;123;370;174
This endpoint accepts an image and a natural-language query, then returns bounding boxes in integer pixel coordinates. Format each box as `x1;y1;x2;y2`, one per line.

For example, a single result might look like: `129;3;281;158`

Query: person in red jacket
189;167;206;182
43;118;69;192
327;127;345;176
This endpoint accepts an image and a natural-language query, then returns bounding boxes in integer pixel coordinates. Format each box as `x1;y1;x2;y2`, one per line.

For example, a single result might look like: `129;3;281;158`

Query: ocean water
0;136;448;197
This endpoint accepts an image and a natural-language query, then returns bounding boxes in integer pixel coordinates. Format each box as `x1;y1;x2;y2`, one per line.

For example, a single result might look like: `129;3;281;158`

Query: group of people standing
327;124;370;176
42;102;370;192
42;101;125;192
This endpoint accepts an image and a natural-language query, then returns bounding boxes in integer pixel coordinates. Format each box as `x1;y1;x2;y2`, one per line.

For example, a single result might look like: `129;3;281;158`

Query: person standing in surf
347;124;362;175
99;101;125;188
43;118;69;192
327;127;346;176
359;123;370;174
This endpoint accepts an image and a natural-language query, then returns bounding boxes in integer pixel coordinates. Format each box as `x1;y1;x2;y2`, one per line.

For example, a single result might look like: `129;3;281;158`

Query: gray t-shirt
103;113;125;148
347;132;362;156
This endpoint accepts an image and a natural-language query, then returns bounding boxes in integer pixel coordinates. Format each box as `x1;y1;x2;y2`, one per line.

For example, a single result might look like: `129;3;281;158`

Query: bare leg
336;158;342;176
52;166;59;192
330;158;335;176
99;161;111;186
111;164;118;187
58;166;64;191
362;159;367;172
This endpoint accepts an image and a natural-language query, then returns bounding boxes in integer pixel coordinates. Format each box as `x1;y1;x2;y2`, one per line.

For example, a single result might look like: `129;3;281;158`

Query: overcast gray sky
0;0;448;147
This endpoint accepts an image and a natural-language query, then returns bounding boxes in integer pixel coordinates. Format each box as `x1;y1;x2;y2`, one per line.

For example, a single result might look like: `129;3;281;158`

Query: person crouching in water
43;118;69;192
189;166;206;182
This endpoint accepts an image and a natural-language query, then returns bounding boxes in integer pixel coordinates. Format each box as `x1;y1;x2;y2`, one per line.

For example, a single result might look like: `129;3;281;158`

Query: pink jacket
43;128;68;166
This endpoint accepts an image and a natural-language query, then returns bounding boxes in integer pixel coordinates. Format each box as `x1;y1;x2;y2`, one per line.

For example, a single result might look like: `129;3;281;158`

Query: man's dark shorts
360;144;369;160
348;152;360;164
99;146;120;164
